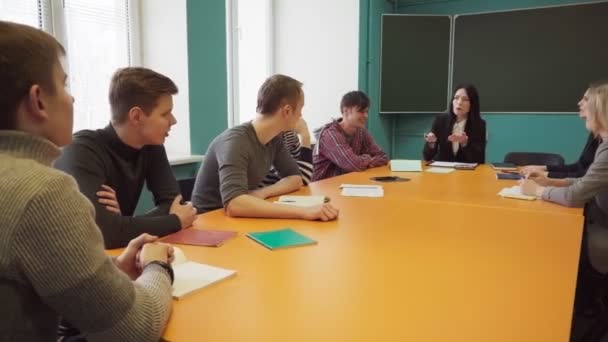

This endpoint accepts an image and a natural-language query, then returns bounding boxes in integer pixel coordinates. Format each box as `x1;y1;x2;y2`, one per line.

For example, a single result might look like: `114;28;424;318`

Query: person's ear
25;84;48;122
282;103;292;118
127;107;145;125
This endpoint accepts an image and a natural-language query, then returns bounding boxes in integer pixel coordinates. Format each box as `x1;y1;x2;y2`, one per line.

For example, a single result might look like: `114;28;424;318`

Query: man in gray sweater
191;74;339;221
0;21;174;341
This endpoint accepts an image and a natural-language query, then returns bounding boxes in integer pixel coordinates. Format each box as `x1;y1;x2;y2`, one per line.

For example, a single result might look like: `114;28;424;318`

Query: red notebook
161;229;237;247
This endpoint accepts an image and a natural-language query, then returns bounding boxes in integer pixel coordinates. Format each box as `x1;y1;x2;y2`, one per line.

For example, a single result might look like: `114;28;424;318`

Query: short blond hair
256;74;303;114
587;81;608;134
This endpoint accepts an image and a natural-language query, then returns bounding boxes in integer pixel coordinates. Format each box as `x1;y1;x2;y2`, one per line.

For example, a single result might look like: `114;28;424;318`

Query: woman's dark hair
449;84;481;123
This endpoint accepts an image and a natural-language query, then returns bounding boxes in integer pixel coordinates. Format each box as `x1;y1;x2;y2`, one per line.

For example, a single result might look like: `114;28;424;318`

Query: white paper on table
497;185;536;201
428;161;478;168
339;184;384;197
425;167;455;174
274;195;327;207
170;247;237;299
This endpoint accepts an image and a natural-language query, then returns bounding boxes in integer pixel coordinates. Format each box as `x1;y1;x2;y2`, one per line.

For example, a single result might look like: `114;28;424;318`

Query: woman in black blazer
423;84;486;163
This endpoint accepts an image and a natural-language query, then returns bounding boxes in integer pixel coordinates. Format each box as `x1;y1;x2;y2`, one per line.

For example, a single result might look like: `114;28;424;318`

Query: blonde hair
587;81;608;134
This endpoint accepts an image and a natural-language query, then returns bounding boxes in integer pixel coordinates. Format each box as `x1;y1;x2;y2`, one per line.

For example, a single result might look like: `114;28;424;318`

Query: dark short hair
450;84;481;123
256;74;303;114
0;21;65;130
340;91;370;113
109;67;178;124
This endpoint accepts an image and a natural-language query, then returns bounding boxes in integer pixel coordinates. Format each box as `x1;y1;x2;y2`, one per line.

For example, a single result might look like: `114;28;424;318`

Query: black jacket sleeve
54;142;181;249
547;133;598;179
423;115;442;161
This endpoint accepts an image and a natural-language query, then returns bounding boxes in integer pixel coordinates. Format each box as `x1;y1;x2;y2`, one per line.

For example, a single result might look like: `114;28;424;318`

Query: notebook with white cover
170;247;236;300
390;159;422;172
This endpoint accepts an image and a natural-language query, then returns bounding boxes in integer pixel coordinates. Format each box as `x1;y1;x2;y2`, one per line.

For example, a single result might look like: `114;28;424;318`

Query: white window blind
64;0;132;132
0;0;50;31
1;1;191;159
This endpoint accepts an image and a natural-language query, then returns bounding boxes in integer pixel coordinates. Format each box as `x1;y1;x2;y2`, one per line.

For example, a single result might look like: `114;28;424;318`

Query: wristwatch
145;260;174;284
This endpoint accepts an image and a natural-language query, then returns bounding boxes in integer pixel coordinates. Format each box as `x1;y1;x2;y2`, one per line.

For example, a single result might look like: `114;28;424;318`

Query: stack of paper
274;195;328;207
170;247;237;300
390;159;422;172
428;161;478;169
339;184;384;197
497;185;536;201
426;167;454;174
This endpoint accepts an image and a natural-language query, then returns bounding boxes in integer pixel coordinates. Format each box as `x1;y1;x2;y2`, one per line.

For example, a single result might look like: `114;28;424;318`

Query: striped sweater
312;120;388;181
0;130;172;342
260;130;313;186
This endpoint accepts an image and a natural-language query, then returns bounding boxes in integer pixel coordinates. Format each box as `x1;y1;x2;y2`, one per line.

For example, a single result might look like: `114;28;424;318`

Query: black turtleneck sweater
54;124;181;248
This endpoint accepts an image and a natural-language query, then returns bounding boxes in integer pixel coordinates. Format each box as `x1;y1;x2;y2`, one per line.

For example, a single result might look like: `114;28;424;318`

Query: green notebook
247;228;317;250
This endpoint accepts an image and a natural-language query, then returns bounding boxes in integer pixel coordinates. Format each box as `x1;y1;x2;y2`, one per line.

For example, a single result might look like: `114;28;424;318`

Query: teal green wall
360;0;396;157
137;0;227;213
361;0;602;163
187;0;228;155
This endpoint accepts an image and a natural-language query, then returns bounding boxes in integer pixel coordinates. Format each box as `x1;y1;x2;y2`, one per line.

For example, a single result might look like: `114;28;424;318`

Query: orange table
307;165;582;216
157;166;584;341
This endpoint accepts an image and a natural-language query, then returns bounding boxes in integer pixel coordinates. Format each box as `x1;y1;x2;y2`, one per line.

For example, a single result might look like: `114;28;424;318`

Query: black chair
177;178;196;202
579;307;608;342
503;152;565;167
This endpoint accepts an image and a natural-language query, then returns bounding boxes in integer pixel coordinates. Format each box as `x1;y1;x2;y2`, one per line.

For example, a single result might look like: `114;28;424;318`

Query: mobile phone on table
370;176;409;182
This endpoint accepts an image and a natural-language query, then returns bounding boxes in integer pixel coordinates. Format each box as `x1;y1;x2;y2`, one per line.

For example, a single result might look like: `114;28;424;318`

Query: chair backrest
580;309;608;342
503;152;565;167
178;178;196;202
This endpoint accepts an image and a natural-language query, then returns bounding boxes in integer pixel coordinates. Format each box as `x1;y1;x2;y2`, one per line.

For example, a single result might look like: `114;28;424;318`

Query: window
0;0;46;29
227;0;273;126
2;0;192;158
1;0;138;132
63;0;134;132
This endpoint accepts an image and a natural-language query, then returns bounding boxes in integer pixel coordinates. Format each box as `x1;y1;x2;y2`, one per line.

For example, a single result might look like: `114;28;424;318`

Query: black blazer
546;133;599;178
422;113;486;163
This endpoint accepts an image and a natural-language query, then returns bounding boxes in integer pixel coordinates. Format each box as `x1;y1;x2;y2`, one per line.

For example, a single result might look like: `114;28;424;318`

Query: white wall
274;0;359;134
141;0;191;158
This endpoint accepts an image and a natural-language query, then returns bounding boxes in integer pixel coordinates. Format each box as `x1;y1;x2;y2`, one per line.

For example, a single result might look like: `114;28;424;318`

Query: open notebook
170;247;236;300
497;185;536;201
274;195;329;207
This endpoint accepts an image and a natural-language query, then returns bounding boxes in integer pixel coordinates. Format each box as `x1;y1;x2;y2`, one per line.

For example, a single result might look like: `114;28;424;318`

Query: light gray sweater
543;139;608;207
0;130;172;341
542;139;608;273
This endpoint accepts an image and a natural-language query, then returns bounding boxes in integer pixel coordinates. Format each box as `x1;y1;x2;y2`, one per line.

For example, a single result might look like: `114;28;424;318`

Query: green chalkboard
453;2;608;112
380;15;451;113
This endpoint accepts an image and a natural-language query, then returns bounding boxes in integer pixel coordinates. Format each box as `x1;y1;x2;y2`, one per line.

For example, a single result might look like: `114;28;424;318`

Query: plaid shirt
312;120;388;181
